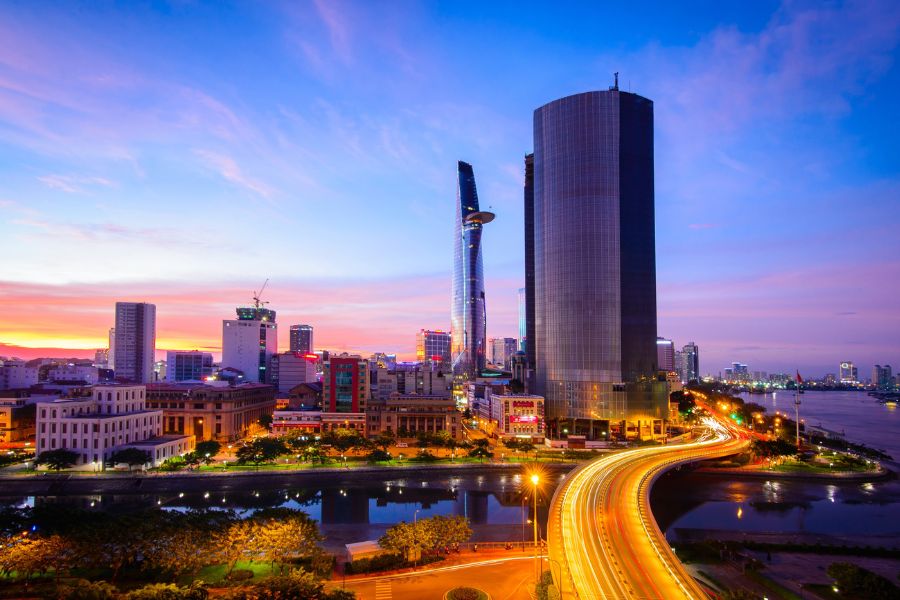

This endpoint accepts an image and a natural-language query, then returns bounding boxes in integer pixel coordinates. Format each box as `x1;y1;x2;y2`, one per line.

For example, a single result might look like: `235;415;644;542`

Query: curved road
548;417;749;599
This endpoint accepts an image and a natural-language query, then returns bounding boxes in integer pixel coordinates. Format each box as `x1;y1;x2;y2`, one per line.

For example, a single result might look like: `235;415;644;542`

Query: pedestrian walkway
374;580;391;599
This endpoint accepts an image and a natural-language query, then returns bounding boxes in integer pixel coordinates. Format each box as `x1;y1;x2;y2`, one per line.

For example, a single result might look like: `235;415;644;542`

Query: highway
547;416;749;599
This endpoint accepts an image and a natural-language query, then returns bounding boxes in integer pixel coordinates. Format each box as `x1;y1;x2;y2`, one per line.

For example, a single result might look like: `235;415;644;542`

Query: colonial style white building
35;384;193;470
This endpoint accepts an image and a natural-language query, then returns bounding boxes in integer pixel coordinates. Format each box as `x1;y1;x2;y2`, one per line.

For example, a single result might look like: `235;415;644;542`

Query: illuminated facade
289;324;314;353
839;361;858;384
451;161;493;382
656;338;675;372
416;329;451;368
222;307;277;384
529;89;666;438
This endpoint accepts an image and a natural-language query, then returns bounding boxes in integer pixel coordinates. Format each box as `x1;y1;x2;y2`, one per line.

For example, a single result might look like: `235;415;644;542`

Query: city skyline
1;1;899;375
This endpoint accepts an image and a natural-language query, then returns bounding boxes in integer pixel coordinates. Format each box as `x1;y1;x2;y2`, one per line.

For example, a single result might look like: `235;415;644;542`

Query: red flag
796;371;803;384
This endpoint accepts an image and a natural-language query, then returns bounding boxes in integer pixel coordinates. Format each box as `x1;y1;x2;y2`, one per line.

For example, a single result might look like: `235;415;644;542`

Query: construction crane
252;279;270;309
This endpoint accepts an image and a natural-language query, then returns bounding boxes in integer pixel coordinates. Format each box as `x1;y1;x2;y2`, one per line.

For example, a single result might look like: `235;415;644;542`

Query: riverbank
694;464;893;482
0;461;577;496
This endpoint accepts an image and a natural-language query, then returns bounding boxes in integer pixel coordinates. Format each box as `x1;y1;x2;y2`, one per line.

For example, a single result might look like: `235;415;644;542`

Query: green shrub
226;568;254;581
123;582;208;600
447;587;483;600
57;579;119;600
827;562;900;600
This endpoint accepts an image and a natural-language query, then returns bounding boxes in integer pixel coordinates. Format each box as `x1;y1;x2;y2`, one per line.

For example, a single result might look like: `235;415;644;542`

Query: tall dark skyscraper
528;87;666;438
524;153;535;377
289;324;314;354
451;160;494;382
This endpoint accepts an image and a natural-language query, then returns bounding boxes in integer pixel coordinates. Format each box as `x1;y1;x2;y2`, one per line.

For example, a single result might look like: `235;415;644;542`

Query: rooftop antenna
614;72;619;91
252;278;270;309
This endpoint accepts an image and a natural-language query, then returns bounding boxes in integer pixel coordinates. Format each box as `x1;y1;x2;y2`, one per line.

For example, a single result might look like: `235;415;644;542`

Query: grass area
185;561;278;585
802;583;842;599
746;570;803;600
695;569;726;592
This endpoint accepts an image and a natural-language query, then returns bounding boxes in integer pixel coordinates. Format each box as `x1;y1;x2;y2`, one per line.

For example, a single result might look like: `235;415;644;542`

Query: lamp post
413;508;421;569
531;473;540;581
521;494;527;551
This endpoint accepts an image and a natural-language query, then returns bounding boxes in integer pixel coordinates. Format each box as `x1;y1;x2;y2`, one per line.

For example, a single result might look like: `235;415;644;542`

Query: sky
0;0;898;378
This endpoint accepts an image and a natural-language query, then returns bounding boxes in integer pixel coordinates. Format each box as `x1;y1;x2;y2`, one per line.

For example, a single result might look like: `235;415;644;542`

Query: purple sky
0;1;898;378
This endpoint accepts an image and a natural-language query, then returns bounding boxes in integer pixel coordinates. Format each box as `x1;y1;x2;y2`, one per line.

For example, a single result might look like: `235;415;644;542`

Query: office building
366;394;461;439
656;338;675;372
165;351;214;382
517;288;527;353
113;302;156;383
490;337;518;370
108;328;116;370
35;384;193;470
48;365;99;385
146;382;276;441
872;364;893;389
371;365;452;400
524;153;536;380
289;325;314;354
839;361;858;384
222;307;277;384
416;329;451;369
681;342;700;383
451;160;494;382
274;351;318;394
322;354;369;413
490;393;545;441
0;361;39;390
94;349;109;369
528;87;665;439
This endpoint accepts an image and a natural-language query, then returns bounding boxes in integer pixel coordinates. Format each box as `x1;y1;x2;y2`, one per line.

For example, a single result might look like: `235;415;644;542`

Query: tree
251;509;323;573
258;414;273;429
468;439;493;462
235;437;287;468
36;449;79;472
109;448;152;470
517;441;536;456
827;562;899;599
378;520;434;562
416;433;432;451
195;440;221;464
427;515;472;551
372;431;396;452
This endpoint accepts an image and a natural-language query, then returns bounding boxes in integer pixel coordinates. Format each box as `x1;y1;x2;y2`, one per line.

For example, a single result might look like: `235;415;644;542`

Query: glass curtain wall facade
451;161;493;382
530;90;664;435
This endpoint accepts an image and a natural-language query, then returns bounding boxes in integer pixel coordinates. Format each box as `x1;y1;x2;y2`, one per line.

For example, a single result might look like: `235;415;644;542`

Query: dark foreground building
527;85;667;440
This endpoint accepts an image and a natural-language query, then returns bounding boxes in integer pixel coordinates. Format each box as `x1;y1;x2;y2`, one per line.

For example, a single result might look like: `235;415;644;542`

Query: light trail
548;415;749;599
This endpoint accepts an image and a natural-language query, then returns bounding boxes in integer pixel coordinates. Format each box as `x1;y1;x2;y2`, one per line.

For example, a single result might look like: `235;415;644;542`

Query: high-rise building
451;160;494;383
222;307;277;384
839;361;858;384
166;351;214;382
872;364;892;389
528;87;665;439
490;337;518;370
108;328;116;370
289;325;314;354
656;337;675;372
517;288;527;353
524;154;536;380
681;342;700;383
274;351;318;394
416;329;451;368
113;302;156;383
322;354;369;413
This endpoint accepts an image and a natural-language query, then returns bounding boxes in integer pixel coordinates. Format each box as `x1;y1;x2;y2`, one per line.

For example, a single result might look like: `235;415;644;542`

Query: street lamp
530;473;540;581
